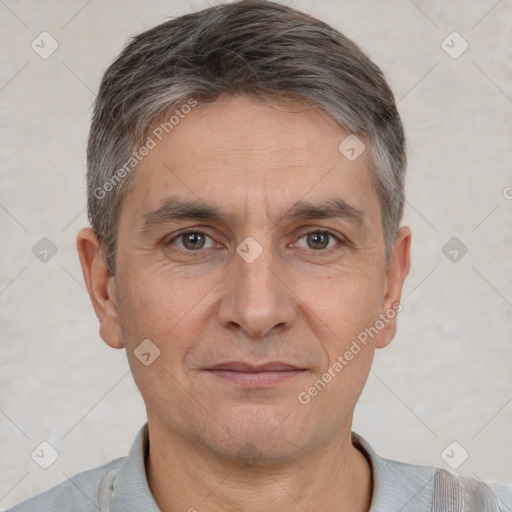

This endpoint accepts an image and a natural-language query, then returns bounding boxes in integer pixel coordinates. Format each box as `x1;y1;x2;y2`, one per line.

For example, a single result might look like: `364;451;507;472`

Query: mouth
204;362;307;388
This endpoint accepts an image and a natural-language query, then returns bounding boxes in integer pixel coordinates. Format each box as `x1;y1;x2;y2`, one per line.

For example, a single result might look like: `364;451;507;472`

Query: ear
76;228;124;349
375;226;411;349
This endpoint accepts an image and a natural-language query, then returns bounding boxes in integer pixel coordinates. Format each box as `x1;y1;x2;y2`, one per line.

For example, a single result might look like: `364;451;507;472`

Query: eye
296;230;341;251
169;231;216;251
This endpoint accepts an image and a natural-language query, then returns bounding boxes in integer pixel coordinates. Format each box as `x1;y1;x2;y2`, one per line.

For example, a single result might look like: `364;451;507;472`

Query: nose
217;242;297;339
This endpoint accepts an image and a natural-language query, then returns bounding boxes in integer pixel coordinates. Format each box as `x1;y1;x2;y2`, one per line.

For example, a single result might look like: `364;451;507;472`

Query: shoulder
6;457;124;512
488;481;512;511
352;433;512;511
6;423;158;512
377;456;512;511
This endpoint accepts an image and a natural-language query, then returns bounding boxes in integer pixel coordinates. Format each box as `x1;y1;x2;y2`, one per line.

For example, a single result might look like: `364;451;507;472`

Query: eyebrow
140;196;364;232
286;198;363;225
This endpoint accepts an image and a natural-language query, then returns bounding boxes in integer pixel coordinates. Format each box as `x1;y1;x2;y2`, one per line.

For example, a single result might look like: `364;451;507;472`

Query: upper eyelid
299;228;342;239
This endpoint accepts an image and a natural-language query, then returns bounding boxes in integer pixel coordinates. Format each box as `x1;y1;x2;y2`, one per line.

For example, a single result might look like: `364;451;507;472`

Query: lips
207;361;300;372
205;361;306;388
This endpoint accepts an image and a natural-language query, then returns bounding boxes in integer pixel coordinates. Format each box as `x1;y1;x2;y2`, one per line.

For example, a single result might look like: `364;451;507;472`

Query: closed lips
206;362;303;372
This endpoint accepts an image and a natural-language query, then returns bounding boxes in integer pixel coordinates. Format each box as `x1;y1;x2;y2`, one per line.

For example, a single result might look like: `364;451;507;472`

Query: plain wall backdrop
1;0;511;508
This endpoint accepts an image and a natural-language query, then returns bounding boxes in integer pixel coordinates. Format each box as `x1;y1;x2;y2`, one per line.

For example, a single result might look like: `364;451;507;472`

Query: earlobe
375;226;411;349
76;228;125;349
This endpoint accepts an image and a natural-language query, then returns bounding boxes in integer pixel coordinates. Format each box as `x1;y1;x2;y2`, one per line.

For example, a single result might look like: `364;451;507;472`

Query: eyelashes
166;228;347;256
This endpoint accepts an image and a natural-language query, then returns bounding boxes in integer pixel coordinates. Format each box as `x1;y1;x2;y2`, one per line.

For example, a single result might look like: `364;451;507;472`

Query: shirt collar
108;423;434;511
109;423;160;511
352;432;434;510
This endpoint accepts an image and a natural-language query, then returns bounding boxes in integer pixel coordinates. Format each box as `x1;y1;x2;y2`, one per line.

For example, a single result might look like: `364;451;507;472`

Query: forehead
124;95;379;225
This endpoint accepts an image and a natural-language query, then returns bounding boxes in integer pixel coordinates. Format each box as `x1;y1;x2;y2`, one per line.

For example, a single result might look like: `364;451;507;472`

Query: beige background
1;0;511;508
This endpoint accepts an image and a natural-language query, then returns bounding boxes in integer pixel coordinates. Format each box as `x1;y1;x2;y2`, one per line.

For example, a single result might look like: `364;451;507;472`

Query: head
78;0;410;462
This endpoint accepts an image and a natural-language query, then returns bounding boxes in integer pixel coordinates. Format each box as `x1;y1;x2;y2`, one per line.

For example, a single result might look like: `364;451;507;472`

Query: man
8;0;511;510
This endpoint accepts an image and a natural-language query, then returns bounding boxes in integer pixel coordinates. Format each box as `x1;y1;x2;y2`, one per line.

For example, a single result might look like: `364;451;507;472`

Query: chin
197;403;316;464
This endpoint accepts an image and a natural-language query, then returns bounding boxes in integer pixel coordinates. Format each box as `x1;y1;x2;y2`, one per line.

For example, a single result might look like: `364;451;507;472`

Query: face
79;95;410;462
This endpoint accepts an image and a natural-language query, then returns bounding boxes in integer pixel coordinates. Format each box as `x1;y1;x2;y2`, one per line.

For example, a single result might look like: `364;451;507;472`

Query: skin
77;95;411;512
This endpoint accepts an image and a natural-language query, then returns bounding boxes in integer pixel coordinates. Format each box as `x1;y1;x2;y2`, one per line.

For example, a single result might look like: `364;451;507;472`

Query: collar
105;423;435;511
106;423;160;511
352;432;435;510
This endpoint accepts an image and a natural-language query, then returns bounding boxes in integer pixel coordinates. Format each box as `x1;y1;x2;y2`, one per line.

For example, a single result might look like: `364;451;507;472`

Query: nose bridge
237;239;278;294
235;237;282;308
218;236;296;337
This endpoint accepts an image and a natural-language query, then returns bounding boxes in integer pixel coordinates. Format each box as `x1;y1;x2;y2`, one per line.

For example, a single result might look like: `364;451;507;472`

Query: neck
145;422;373;512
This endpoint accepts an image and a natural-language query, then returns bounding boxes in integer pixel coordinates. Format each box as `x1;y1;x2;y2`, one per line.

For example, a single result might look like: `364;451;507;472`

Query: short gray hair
87;0;406;275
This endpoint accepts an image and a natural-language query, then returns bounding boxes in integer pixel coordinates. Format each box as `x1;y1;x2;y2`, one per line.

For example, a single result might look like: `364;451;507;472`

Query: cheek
115;265;214;347
297;267;384;341
115;271;213;408
297;277;381;415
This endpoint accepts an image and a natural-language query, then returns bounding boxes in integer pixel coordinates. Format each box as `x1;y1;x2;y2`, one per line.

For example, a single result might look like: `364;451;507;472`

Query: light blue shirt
7;423;512;511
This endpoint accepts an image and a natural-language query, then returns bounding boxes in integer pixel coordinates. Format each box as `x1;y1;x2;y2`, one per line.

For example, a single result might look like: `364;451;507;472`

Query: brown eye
171;231;214;251
306;232;330;250
182;232;206;250
296;231;339;251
